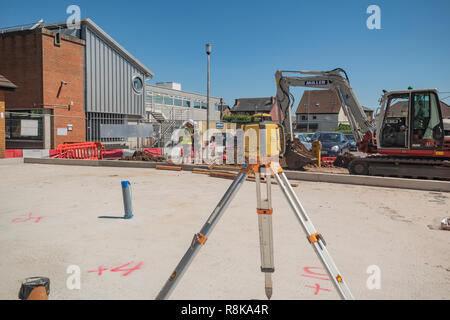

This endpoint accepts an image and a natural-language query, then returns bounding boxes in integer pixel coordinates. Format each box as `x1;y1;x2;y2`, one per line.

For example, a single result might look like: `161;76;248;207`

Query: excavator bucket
281;139;316;170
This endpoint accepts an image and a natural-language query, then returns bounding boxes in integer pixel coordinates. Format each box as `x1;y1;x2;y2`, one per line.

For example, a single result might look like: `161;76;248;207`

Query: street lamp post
206;44;211;147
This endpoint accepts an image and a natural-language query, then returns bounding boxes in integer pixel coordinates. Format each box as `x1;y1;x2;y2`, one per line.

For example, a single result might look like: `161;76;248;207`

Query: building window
54;32;61;47
183;100;191;108
174;97;182;107
214;103;220;111
145;93;152;103
201;102;207;110
164;96;174;106
132;75;144;94
194;101;201;109
313;115;317;120
301;115;307;120
153;95;163;104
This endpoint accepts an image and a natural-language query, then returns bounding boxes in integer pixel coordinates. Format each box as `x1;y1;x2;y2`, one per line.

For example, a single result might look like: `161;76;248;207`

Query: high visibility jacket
181;127;193;144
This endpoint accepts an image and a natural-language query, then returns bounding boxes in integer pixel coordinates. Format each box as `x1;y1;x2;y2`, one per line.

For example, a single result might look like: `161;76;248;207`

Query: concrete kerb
0;158;24;165
22;158;450;193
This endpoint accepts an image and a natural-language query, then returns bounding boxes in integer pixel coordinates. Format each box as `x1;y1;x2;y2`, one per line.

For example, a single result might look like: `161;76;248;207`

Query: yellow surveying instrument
156;113;354;300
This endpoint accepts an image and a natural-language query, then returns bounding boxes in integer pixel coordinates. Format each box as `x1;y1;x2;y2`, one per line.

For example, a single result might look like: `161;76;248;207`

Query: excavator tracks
349;156;450;181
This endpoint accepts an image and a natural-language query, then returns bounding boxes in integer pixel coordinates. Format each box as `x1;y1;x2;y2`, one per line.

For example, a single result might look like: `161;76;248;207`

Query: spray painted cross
12;212;44;223
88;262;144;277
301;266;332;296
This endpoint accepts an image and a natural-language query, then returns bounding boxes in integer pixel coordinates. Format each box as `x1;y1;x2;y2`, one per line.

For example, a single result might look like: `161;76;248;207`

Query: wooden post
311;141;322;167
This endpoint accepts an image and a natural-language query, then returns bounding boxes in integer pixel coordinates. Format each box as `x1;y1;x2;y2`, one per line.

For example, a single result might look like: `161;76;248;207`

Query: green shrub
222;114;252;123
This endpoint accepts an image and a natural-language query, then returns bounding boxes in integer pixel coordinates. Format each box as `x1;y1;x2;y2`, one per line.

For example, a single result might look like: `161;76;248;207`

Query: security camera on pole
206;43;211;159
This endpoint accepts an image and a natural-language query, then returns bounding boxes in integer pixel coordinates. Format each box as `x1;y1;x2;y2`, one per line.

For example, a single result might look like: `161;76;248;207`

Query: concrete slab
0;162;449;300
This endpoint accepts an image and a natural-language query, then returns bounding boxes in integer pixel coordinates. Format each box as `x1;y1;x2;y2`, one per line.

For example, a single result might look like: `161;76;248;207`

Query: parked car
303;133;314;142
311;132;351;156
295;133;312;151
344;134;357;151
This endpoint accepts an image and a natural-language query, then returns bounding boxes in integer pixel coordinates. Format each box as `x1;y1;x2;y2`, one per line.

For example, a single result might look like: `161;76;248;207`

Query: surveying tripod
156;161;354;300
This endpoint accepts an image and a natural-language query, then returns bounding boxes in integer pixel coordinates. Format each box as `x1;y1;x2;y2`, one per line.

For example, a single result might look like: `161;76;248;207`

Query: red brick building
0;27;85;148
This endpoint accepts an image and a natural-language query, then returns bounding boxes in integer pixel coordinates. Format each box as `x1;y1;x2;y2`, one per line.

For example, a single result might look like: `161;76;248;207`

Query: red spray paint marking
87;266;109;276
305;283;331;295
88;262;144;277
302;266;332;296
301;266;331;281
110;262;144;276
12;212;44;223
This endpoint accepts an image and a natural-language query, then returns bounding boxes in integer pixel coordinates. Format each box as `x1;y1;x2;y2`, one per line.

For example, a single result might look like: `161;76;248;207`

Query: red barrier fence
321;157;337;164
142;148;162;156
56;142;105;160
5;150;23;158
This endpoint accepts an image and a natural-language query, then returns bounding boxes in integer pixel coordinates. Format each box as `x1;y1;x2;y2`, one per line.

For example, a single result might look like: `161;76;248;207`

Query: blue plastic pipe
121;181;134;219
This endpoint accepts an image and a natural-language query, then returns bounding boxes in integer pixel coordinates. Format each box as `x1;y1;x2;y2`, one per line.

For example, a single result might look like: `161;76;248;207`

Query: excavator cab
379;89;445;150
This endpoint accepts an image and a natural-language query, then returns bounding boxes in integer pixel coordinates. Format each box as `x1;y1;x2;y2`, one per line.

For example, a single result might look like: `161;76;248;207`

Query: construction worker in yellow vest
181;120;194;163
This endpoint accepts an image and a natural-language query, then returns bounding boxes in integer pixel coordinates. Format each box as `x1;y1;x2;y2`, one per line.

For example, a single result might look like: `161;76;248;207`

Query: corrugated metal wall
83;26;145;116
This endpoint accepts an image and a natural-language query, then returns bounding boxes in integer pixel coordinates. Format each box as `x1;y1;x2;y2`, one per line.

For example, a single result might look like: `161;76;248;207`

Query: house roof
296;90;341;114
440;100;450;118
362;106;374;113
0;74;18;91
232;97;276;113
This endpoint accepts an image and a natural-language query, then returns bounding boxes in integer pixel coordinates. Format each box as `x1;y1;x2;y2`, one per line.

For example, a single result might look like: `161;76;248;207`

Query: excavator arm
275;68;377;153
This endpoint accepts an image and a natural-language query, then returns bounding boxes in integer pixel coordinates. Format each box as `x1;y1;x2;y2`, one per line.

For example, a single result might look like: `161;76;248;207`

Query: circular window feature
132;75;143;94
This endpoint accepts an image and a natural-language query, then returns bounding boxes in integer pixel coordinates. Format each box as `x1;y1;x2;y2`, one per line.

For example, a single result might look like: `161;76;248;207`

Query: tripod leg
274;171;355;300
155;171;248;300
255;168;275;299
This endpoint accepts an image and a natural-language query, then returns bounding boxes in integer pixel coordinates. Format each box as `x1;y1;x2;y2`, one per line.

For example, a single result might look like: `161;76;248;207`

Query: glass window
183;100;191;108
153;95;163;104
164;96;174;106
132;76;143;94
412;92;442;146
194;101;201;109
215;104;220;111
201;103;207;110
174;98;182;107
145;94;152;103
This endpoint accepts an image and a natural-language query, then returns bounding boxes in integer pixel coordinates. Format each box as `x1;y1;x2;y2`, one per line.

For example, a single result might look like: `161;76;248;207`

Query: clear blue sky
1;0;450;110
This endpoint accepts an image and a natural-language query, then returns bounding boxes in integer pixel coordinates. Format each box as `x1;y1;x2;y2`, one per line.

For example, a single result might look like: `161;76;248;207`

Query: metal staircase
147;106;190;147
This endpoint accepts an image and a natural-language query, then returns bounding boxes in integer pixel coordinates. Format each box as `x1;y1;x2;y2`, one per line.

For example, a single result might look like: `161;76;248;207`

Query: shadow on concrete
98;216;125;219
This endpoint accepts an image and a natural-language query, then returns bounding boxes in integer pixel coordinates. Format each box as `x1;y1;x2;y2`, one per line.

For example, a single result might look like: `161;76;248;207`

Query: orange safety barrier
56;142;105;160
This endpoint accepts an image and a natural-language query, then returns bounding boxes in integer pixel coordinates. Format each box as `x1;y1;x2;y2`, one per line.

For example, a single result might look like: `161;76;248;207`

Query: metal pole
274;172;354;300
156;171;248;300
307;91;310;133
206;44;211;153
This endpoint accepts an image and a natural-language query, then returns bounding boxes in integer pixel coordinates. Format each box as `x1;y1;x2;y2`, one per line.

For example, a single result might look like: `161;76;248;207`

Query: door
380;93;409;148
410;92;444;149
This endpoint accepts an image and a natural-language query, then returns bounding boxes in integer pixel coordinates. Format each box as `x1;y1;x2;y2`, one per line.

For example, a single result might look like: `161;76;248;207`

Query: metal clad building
81;20;152;116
